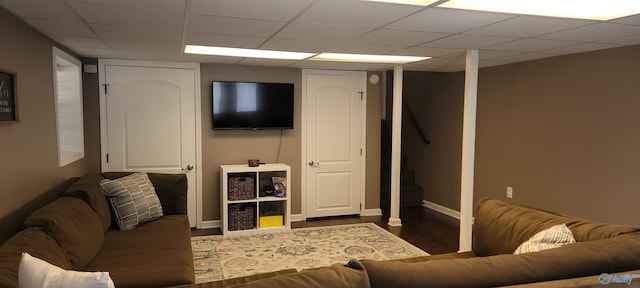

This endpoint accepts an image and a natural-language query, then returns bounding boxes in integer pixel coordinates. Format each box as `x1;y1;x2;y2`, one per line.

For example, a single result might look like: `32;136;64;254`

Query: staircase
380;120;424;215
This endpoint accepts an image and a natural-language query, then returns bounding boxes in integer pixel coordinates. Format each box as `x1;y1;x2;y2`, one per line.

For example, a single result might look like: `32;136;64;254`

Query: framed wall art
0;70;18;123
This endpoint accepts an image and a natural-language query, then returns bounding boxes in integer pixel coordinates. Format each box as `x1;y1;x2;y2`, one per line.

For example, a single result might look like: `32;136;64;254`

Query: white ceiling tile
465;16;594;37
395;46;463;57
0;0;79;19
72;47;118;58
237;58;302;67
56;37;109;49
275;22;370;42
485;38;579;52
355;29;449;46
69;1;184;28
477;49;523;59
104;37;182;53
538;23;640;42
68;0;184;10
24;18;95;37
479;59;512;69
610;14;640;26
186;32;266;49
92;23;181;40
539;43;622;55
295;0;422;28
602;34;640;46
329;43;406;54
181;54;242;65
492;52;557;63
292;60;393;71
423;34;517;49
189;0;312;21
260;38;334;53
387;7;515;33
2;0;640;71
188;14;285;37
113;50;184;62
404;57;464;71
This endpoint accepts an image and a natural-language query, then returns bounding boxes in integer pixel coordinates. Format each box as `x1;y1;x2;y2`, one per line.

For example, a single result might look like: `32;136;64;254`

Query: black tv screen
212;81;294;130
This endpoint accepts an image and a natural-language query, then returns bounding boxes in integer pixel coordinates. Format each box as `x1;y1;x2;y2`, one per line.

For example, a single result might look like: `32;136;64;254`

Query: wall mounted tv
212;81;294;130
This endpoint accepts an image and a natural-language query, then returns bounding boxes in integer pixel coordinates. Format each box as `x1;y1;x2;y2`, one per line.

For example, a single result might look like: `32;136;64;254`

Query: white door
101;63;198;227
304;70;366;218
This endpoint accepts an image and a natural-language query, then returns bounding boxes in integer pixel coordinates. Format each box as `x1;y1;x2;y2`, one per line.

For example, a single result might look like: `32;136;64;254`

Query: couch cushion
223;260;370;288
85;215;194;288
0;227;71;288
22;197;104;270
19;252;114;288
362;232;640;288
99;172;164;231
514;223;576;254
102;172;188;215
473;198;640;256
63;173;112;231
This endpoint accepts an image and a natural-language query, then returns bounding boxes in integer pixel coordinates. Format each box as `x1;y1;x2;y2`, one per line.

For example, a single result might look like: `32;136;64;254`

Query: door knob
182;164;194;171
308;161;315;166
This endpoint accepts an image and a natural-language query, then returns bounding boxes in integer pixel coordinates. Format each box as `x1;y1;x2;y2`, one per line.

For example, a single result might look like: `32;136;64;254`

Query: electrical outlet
506;186;513;199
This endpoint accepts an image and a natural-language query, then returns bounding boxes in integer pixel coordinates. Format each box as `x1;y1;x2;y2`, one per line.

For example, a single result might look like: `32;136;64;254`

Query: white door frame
300;69;367;221
98;59;204;228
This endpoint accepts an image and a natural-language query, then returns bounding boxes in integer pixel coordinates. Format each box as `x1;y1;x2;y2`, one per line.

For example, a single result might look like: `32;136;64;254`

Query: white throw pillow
99;172;164;231
19;252;115;288
514;223;576;254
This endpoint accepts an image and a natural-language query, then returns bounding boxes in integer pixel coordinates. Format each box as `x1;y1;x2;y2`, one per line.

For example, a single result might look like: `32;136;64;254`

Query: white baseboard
422;200;460;220
198;220;221;229
362;208;382;216
290;214;305;222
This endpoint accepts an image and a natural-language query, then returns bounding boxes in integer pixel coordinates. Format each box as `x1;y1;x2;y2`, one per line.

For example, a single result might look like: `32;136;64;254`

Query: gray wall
474;44;640;225
401;71;464;211
200;65;382;221
402;44;640;226
0;6;90;218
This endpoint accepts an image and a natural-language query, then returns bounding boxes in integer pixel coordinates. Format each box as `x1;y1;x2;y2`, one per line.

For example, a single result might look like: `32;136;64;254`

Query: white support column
388;65;403;227
459;50;479;252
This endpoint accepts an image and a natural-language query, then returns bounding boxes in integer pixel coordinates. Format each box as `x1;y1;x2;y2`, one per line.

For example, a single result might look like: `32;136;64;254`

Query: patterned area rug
191;222;429;283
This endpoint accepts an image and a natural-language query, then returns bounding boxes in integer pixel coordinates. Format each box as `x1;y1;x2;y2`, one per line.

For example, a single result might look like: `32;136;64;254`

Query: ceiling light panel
310;53;430;63
184;45;315;60
363;0;439;6
439;0;640;20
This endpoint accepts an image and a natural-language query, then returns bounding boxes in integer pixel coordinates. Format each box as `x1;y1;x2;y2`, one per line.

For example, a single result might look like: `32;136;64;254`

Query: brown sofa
0;172;195;288
173;198;640;288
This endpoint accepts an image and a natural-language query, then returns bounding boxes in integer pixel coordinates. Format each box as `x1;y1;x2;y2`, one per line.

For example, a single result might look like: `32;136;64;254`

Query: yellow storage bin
259;215;283;228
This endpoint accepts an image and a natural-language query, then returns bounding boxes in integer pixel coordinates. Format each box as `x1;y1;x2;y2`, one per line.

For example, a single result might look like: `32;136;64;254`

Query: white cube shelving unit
220;163;291;236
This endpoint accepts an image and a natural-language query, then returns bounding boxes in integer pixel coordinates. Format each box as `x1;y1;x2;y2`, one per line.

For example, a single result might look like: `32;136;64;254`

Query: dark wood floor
191;206;459;255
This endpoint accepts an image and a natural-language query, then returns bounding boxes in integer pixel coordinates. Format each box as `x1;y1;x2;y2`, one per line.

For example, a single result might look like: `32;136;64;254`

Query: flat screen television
212;81;294;130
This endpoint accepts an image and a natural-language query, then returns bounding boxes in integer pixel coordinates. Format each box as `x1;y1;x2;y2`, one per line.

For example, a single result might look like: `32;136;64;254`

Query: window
52;47;84;167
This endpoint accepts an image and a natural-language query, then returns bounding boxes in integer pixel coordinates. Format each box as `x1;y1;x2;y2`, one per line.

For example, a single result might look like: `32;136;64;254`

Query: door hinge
106;153;109;163
102;84;110;94
360;203;362;211
360;148;363;156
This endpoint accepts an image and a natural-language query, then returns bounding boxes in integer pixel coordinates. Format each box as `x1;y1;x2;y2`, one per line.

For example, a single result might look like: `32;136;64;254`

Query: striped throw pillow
99;173;163;231
514;223;576;254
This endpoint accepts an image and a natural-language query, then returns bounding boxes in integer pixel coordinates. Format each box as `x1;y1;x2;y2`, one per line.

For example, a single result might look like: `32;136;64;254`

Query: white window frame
52;47;84;167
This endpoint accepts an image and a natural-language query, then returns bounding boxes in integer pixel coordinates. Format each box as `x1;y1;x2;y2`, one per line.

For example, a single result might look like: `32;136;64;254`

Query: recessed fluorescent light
363;0;439;6
310;53;430;64
184;45;315;60
438;0;640;20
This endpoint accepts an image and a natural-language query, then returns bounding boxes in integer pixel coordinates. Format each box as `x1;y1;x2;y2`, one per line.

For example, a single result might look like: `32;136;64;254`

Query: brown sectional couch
0;173;195;288
174;198;640;288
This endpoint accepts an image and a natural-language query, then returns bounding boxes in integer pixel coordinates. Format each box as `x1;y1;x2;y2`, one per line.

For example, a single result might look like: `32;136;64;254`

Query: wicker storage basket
228;174;255;201
228;205;255;231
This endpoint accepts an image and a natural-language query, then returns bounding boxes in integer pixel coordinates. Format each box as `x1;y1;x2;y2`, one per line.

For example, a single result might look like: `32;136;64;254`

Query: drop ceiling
1;0;640;72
